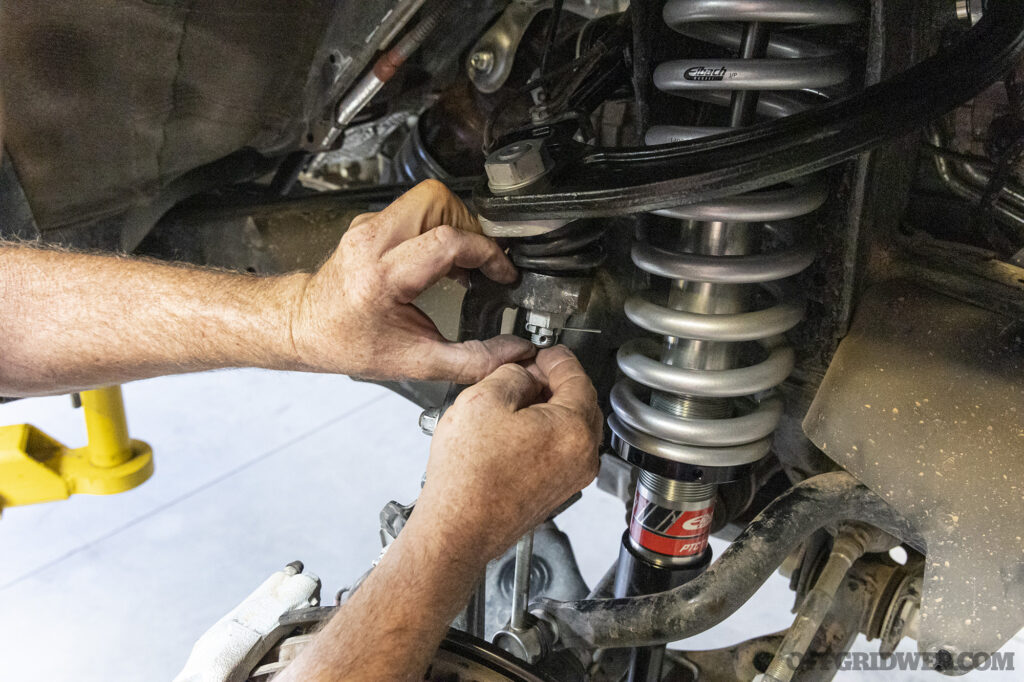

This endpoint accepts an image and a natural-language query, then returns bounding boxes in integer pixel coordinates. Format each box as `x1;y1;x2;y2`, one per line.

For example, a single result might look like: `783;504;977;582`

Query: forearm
275;345;600;680
0;243;309;396
278;507;487;682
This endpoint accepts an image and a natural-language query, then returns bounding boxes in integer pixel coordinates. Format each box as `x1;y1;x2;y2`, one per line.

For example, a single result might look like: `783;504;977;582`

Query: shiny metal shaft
510;531;535;631
762;525;870;682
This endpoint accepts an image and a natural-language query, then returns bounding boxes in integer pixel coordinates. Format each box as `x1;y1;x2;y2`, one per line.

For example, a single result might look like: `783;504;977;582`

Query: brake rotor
247;608;555;682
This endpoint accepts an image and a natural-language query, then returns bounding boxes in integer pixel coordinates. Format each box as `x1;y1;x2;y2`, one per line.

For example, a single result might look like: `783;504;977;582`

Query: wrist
408;491;507;570
261;271;315;371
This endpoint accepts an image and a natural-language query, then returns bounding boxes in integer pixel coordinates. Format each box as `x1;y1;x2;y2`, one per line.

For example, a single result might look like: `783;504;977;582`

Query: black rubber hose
474;0;1024;220
535;471;922;650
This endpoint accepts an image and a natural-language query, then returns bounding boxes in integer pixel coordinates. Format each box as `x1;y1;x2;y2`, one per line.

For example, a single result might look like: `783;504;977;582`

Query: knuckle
562;418;593;452
350;212;376;227
339;228;357;247
482;364;533;398
463;375;500;401
431;223;460;249
457;339;496;376
497;362;531;382
342;221;375;248
451;389;486;417
418;178;450;199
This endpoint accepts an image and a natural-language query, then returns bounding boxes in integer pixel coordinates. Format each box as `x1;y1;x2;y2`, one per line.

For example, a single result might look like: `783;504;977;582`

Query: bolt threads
638;470;715;503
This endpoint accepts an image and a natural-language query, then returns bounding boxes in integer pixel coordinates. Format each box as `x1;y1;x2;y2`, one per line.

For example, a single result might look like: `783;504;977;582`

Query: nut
492;611;556;664
524;309;569;348
485;139;551;192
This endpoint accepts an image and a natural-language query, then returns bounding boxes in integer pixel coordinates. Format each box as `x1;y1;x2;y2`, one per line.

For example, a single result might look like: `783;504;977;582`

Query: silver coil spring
609;0;862;475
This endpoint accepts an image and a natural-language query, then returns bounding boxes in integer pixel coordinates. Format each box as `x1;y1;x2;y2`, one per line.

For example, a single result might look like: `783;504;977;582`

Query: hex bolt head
469;50;495;74
524;309;569;348
419;407;440;436
485;139;552;192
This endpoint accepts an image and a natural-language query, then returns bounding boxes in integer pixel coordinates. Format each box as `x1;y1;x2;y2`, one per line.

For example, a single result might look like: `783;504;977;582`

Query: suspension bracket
471;0;1024;220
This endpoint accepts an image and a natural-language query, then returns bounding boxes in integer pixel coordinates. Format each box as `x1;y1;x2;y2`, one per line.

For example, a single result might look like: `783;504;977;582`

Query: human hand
287;180;535;382
416;346;603;563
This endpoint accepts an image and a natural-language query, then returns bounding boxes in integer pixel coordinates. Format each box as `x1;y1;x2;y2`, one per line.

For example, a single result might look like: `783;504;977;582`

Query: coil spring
609;0;862;473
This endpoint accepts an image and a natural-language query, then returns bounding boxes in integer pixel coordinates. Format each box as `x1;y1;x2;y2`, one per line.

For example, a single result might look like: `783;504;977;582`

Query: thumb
426;335;536;384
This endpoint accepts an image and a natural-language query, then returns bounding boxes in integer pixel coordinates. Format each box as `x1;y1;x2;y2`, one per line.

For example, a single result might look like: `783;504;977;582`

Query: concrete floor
0;369;1019;680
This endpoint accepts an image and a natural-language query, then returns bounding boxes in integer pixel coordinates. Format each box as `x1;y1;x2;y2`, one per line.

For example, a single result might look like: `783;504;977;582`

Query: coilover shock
607;2;862;680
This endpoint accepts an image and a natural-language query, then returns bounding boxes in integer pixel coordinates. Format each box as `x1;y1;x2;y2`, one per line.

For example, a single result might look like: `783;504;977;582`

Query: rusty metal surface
804;280;1024;669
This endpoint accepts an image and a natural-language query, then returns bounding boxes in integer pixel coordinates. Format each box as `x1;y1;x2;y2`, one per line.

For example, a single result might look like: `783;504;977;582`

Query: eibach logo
629;495;714;558
683;66;728;82
678;513;713;532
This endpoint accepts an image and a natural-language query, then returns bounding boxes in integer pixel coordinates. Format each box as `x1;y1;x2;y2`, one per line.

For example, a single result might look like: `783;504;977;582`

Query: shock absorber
608;2;862;680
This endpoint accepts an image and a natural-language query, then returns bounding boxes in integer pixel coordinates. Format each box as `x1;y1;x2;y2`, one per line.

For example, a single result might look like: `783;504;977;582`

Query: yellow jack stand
0;386;153;515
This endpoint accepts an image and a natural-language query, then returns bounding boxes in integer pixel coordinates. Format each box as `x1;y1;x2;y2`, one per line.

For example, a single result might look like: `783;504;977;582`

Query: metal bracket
804;281;1024;672
468;0;549;94
466;0;629;94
